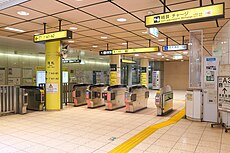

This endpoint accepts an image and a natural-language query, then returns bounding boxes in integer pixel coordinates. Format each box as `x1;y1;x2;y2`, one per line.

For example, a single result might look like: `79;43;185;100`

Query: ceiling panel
33;16;70;27
97;26;125;34
0;13;24;25
78;20;111;29
132;7;163;21
0;6;45;20
9;22;42;31
113;0;162;12
111;32;138;38
81;2;125;18
168;1;198;11
57;0;105;8
185;21;216;30
120;22;146;31
21;0;72;14
158;24;185;33
54;10;95;23
61;24;88;32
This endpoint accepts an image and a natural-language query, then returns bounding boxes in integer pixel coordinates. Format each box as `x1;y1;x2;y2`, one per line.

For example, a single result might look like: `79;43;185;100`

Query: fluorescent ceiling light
92;45;98;48
69;27;78;30
173;55;183;60
101;36;108;39
162;56;165;58
134;54;139;57
166;59;169;61
142;31;148;34
68;40;74;43
117;18;127;22
158;39;165;42
181;60;184;62
17;11;29;16
34;33;40;35
4;27;25;33
157;52;162;56
122;42;127;45
76;0;83;1
0;0;29;10
183;51;188;54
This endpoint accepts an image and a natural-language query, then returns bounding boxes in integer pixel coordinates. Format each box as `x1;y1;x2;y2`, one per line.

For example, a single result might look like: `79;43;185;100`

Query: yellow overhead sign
121;59;136;64
100;47;159;55
145;3;224;27
34;30;72;43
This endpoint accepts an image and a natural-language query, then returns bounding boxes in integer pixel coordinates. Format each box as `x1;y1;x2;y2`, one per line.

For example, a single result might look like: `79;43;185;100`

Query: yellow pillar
45;40;61;110
110;55;121;85
140;58;149;88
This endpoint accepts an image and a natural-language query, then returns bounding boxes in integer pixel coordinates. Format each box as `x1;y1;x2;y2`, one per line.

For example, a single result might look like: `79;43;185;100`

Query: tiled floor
0;90;229;153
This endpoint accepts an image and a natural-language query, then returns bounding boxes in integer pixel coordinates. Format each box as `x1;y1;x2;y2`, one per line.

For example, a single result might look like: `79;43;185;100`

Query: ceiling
0;0;229;62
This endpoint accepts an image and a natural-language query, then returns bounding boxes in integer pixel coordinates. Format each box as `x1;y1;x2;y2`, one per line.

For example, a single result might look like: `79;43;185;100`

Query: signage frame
99;47;159;56
162;44;188;52
145;3;225;27
34;30;72;43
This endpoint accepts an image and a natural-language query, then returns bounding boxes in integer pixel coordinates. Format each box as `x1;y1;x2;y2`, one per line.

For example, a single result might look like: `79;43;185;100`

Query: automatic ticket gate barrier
86;84;108;108
125;85;149;112
155;85;173;116
0;86;28;115
104;85;127;110
72;84;91;106
21;86;45;111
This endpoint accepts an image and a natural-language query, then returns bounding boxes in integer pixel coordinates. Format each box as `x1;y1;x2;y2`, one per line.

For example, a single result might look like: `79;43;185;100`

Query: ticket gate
155;85;173;116
21;86;45;111
125;85;149;112
86;84;108;108
72;84;91;106
104;85;127;110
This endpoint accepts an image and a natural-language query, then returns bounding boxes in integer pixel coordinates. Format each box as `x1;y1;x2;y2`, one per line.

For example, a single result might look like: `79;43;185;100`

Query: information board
204;57;219;89
218;76;230;110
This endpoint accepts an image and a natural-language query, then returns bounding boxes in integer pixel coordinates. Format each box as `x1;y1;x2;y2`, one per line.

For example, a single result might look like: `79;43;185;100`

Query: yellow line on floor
109;109;185;153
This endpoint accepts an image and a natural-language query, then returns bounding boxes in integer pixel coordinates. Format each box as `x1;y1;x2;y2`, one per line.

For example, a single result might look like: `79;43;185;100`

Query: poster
218;76;230;110
204;57;219;89
8;68;21;78
46;83;58;93
0;68;6;85
23;68;33;78
8;78;20;85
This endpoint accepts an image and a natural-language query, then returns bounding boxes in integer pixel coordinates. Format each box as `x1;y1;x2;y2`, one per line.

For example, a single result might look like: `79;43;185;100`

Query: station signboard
145;3;224;27
99;47;159;55
163;45;188;51
34;30;72;43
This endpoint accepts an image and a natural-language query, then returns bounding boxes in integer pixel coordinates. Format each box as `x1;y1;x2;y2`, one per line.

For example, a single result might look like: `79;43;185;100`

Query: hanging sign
99;47;159;55
34;30;72;43
140;67;147;87
62;59;81;64
163;45;188;51
145;3;224;27
121;59;136;64
148;27;159;38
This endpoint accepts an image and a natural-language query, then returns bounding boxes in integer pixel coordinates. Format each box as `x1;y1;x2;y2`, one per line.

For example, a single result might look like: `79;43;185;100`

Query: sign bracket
43;23;47;34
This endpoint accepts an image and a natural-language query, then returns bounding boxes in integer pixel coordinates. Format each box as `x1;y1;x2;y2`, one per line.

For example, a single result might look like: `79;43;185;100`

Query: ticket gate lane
72;84;91;107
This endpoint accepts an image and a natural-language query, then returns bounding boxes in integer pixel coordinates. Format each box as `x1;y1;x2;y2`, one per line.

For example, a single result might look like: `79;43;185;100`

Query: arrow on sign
223;88;227;94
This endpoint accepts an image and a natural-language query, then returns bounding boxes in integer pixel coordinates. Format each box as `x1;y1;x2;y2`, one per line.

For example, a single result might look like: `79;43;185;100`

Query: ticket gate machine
125;85;149;112
21;86;45;111
86;84;108;108
104;85;127;110
72;84;91;106
155;85;173;116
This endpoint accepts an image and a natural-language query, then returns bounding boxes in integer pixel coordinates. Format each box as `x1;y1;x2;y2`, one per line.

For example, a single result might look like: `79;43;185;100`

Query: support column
127;64;132;86
45;40;62;110
110;55;121;85
140;58;149;88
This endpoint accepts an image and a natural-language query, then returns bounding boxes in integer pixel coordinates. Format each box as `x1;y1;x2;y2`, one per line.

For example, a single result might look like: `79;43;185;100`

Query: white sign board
218;76;230;110
204;57;219;89
46;83;58;93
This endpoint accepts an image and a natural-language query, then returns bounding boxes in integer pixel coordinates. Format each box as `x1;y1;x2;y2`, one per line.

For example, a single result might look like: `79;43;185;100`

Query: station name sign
163;45;188;51
34;30;72;43
121;59;136;64
62;59;81;64
145;3;224;27
99;47;159;55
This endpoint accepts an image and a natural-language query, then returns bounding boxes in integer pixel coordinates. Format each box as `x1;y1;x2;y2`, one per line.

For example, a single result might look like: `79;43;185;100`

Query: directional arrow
223;88;227;94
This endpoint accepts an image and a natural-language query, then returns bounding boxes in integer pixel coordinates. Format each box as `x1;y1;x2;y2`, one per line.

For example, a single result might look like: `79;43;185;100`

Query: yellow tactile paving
109;109;185;153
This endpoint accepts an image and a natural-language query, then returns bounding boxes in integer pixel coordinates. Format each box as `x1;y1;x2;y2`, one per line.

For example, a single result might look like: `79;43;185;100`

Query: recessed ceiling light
4;27;25;33
162;56;165;58
68;40;74;43
183;51;188;54
166;59;169;61
135;54;139;57
157;52;162;56
117;18;127;22
69;27;78;30
101;36;108;39
76;0;83;1
158;39;165;42
122;42;127;45
92;45;98;48
17;11;29;16
181;60;184;62
142;31;148;34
